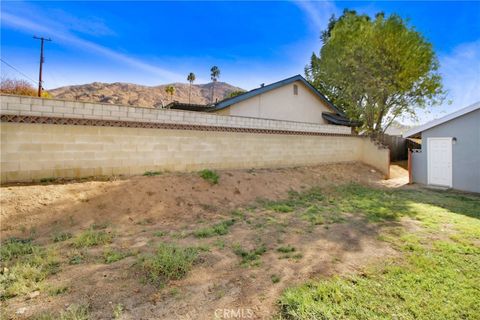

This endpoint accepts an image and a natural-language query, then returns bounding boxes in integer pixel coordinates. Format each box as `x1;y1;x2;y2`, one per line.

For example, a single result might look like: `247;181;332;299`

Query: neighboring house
403;102;480;193
384;121;414;136
170;75;354;127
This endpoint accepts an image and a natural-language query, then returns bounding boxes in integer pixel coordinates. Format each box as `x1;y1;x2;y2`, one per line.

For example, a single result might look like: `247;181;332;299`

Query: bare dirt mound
1;163;398;319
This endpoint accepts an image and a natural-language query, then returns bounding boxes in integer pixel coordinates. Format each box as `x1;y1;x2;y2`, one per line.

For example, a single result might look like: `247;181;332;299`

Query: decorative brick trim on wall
0;114;355;137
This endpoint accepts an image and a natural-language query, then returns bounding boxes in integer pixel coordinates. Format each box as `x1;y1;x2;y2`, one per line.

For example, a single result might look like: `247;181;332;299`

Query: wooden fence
371;133;421;161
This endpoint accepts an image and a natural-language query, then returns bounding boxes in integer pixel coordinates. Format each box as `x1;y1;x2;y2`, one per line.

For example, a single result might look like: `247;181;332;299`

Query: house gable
214;77;338;124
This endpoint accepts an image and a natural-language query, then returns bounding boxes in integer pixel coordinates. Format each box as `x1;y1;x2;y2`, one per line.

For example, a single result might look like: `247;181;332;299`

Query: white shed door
427;137;452;187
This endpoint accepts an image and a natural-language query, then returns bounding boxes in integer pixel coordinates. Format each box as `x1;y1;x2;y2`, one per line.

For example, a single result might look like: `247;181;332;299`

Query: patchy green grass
194;219;236;238
34;304;90;320
68;250;87;265
112;303;124;319
0;238;35;261
154;231;168;237
143;171;162;176
60;304;90;320
136;218;154;226
52;232;72;243
139;243;199;286
277;245;296;253
199;169;219;184
258;187;346;226
47;285;69;296
103;248;131;264
39;177;56;184
266;204;294;213
278;186;480;319
232;244;267;267
72;229;113;248
91;222;109;230
0;239;60;300
271;274;281;284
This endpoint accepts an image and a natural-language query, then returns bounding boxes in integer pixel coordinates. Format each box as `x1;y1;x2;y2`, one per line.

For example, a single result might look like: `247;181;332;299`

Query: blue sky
1;1;479;123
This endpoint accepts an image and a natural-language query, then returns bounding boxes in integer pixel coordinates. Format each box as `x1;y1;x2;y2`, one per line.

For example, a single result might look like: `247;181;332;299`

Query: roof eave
403;101;480;138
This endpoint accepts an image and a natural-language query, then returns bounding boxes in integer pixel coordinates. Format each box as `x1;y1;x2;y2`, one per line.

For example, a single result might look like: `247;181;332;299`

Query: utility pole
33;36;52;97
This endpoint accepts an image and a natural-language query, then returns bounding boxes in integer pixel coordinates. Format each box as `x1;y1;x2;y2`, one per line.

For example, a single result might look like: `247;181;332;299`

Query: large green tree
306;10;444;133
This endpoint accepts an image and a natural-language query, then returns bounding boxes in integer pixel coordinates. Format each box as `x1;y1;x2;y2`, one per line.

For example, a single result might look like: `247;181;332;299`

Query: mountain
49;81;244;108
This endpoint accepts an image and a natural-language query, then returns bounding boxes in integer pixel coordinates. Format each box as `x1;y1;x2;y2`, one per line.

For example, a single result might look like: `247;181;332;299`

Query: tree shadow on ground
330;184;480;222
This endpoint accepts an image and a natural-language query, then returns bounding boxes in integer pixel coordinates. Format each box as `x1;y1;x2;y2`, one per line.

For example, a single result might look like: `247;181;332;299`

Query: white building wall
216;80;333;124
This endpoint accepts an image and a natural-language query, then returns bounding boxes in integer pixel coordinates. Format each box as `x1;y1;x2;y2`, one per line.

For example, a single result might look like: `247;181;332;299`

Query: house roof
213;74;345;116
403;101;480;138
321;112;360;127
166;101;215;112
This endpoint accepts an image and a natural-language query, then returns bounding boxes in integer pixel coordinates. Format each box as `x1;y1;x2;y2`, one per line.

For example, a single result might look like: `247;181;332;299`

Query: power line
0;58;39;85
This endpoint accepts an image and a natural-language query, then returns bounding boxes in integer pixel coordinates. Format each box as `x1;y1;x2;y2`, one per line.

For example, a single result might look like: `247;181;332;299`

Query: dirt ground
1;163;409;319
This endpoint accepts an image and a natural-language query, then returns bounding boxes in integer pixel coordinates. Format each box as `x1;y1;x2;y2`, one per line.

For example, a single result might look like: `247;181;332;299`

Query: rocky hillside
49;82;244;108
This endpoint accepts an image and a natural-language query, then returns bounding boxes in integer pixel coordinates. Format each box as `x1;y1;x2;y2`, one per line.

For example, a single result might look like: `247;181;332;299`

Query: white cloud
1;10;184;83
409;40;480;124
292;0;339;33
49;9;116;37
439;40;480;109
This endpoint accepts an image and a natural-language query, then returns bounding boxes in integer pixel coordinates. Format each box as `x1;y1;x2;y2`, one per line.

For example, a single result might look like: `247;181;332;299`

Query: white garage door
427;137;452;187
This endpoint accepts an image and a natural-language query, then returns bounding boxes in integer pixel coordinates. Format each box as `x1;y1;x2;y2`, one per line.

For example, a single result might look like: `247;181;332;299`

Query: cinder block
74;108;93;115
31;105;53;113
6;170;32;182
53;106;75;114
103;105;120;112
111;111;127;118
45;100;65;107
83;103;97;110
0;95;22;104
20;97;34;104
7;102;32;111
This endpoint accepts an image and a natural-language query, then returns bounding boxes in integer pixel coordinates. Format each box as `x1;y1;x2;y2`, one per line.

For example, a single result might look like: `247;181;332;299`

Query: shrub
139;243;199;285
199;169;219;184
0;78;37;96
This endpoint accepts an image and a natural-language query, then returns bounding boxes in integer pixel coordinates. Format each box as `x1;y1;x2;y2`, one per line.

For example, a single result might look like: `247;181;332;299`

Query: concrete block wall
0;95;389;182
362;138;390;178
0;95;351;135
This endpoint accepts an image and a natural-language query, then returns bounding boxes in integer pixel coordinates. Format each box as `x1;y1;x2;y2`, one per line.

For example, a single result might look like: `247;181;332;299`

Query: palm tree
210;66;220;103
165;85;175;104
187;72;196;104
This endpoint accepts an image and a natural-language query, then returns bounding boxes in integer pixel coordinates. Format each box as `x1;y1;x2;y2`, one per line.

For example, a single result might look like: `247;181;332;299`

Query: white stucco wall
215;81;333;124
